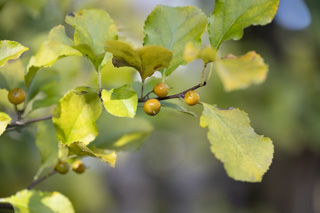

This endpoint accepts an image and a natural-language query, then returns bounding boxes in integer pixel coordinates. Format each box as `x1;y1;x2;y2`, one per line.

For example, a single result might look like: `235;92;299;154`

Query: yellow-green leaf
26;25;82;88
200;103;273;182
0;189;74;213
143;5;208;76
68;142;117;168
53;87;102;145
209;0;280;50
101;84;138;118
215;51;268;92
105;40;172;80
0;112;11;136
183;42;216;64
0;40;28;67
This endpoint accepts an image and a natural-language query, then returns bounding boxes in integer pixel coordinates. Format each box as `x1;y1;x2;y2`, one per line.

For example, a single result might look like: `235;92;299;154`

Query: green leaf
200;103;273;182
143;5;207;76
26;25;82;88
183;42;216;64
66;9;118;70
92;111;153;151
161;101;197;117
34;121;59;180
101;84;138;118
0;40;28;67
215;51;268;91
32;82;62;111
0;59;25;90
68;142;117;168
0;112;11;136
53;87;102;145
105;40;172;81
208;0;280;50
0;189;74;213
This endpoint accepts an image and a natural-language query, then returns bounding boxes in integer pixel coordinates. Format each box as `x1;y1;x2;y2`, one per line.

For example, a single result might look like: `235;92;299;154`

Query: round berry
144;99;161;116
55;161;69;174
153;82;169;98
184;90;200;106
72;160;86;174
8;88;26;105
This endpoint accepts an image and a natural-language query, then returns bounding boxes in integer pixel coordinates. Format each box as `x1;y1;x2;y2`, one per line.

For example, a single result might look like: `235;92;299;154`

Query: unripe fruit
72;160;86;174
153;82;169;98
55;161;69;174
144;99;161;116
184;90;200;106
8;88;26;105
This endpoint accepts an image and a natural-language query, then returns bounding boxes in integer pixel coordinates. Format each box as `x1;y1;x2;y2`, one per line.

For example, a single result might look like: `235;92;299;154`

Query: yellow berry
184;90;200;106
144;99;161;116
153;82;169;98
55;161;69;174
8;88;26;105
72;160;86;174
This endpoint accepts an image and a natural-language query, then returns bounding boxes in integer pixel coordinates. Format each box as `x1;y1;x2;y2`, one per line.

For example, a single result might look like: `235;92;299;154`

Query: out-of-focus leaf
91;111;153;151
34;121;59;180
208;0;280;50
101;84;138;118
53;87;102;145
66;9;118;70
215;51;268;91
68;142;116;168
0;40;28;67
183;42;216;64
0;112;11;136
144;5;207;76
161;101;197;117
26;25;82;88
0;189;74;213
0;59;25;90
105;40;172;80
32;82;61;111
200;103;273;182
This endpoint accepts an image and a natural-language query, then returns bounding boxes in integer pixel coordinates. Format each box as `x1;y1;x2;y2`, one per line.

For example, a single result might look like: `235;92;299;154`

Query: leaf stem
97;68;102;95
201;63;208;86
27;170;57;190
141;79;145;99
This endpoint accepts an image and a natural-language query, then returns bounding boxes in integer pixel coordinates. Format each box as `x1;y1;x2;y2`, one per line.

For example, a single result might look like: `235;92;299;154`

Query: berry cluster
143;82;200;116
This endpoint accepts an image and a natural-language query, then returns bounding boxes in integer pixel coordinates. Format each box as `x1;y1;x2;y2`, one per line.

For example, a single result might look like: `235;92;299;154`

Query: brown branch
7;115;53;129
138;81;206;102
27;170;57;190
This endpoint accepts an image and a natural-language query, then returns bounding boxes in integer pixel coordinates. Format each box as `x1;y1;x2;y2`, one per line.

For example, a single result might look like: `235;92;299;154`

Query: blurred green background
1;0;320;212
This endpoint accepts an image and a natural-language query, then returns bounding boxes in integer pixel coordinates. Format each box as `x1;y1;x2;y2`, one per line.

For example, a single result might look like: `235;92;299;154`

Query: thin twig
27;170;57;190
7;115;53;129
138;81;206;102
